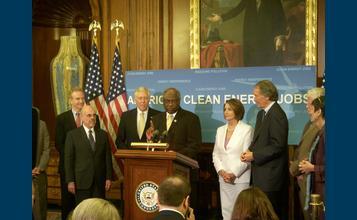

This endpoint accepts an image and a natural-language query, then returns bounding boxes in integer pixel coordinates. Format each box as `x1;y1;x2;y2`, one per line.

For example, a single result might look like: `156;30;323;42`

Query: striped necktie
88;130;95;151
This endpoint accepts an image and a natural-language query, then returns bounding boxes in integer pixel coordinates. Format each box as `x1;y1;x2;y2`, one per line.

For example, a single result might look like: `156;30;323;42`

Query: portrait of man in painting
201;0;306;68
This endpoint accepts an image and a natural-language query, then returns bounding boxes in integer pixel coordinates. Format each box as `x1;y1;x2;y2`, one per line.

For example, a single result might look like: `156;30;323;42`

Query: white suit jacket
212;121;253;184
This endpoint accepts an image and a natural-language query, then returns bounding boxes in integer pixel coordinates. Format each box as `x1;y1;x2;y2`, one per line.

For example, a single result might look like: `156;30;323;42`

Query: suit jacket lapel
168;108;182;132
93;129;102;153
252;103;277;142
66;110;77;128
225;122;243;149
220;124;228;149
253;110;264;141
130;109;140;139
146;108;154;129
154;112;167;133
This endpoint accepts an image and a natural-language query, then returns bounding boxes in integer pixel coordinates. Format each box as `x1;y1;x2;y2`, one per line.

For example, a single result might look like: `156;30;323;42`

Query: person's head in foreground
71;198;121;220
231;187;278;220
157;175;194;218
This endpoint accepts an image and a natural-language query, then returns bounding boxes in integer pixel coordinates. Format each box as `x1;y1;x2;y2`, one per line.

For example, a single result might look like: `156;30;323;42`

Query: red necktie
75;112;81;127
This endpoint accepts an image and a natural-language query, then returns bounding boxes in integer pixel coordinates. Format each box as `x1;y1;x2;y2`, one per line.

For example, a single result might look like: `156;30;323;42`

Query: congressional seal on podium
135;181;159;212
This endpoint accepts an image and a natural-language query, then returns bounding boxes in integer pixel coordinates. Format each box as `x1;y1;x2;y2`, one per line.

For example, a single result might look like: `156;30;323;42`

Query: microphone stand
310;194;325;220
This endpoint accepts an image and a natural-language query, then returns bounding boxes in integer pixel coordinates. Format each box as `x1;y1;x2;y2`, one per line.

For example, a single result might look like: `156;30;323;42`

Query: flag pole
89;20;102;45
105;19;127;182
110;19;124;49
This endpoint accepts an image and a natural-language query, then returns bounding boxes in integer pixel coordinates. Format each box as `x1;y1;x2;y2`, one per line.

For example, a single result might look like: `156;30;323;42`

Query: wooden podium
115;149;199;220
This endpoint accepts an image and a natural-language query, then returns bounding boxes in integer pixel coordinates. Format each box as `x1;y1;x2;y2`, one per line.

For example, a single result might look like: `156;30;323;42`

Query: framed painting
190;0;317;69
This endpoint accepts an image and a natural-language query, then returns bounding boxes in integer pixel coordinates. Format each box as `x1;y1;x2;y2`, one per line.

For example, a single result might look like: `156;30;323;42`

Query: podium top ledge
115;149;199;169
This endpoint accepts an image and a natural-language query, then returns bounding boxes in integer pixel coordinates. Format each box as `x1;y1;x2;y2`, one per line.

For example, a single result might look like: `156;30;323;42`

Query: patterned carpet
46;204;61;220
47;211;61;220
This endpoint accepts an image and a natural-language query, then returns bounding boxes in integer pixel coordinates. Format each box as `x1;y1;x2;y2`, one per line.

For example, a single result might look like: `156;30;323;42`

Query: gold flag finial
89;20;101;44
110;19;124;46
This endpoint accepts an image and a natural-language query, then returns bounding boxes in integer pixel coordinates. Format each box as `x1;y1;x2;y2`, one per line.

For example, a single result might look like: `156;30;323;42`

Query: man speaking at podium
115;86;160;148
151;87;202;215
151;87;202;159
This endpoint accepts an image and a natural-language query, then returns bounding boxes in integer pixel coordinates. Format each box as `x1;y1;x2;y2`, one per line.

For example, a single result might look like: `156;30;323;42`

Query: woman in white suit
213;98;254;220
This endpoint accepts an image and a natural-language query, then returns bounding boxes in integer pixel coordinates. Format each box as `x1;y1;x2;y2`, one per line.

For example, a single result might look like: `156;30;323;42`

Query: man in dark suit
208;0;287;66
151;88;201;216
64;105;113;205
151;88;201;159
154;175;195;220
55;87;100;219
241;80;289;220
115;86;160;148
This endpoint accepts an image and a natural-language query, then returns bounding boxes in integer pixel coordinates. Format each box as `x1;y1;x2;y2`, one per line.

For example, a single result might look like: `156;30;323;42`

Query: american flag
107;46;128;125
321;71;326;88
105;45;128;175
84;42;123;180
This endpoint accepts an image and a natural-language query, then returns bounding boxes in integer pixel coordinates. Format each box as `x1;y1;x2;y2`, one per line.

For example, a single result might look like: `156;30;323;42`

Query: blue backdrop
126;65;316;144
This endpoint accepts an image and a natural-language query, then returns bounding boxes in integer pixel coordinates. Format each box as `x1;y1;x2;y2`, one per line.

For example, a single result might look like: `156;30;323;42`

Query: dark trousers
60;172;75;220
75;180;105;205
190;169;199;218
265;188;289;220
32;172;47;220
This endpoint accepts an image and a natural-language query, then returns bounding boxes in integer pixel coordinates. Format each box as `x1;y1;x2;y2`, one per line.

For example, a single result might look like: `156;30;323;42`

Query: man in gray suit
65;105;113;205
241;80;289;220
32;113;50;220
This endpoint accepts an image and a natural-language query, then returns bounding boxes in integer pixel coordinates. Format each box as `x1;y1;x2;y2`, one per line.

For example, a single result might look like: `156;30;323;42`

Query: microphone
159;130;168;143
151;129;160;142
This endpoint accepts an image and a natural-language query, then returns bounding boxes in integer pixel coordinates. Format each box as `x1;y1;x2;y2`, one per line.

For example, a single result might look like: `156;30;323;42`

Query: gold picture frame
190;0;317;68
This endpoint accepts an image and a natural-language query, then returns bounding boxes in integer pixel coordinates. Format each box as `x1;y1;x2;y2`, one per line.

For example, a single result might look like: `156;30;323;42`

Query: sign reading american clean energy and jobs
125;66;316;144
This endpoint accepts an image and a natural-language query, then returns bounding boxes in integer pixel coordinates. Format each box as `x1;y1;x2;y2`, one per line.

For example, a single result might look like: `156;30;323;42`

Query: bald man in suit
65;105;112;205
55;88;100;219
